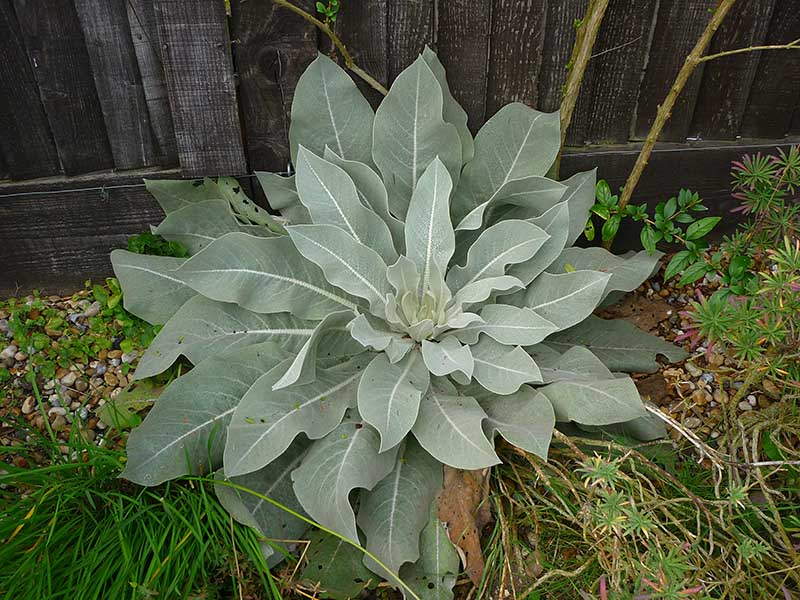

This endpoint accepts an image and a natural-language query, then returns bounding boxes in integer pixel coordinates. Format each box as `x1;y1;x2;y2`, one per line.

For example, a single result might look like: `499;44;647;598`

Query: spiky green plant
110;49;686;597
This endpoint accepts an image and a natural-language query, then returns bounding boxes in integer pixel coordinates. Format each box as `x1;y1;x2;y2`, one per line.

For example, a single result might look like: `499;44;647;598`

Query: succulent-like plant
111;49;686;597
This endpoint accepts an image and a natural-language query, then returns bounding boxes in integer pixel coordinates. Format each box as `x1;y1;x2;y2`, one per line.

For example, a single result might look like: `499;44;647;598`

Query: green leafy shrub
110;50;686;596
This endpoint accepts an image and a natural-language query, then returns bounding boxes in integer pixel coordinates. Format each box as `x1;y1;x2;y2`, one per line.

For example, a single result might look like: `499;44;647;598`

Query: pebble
700;373;714;384
43;380;55;391
684;417;702;429
84;301;102;317
652;282;661;292
762;379;781;400
0;319;8;336
711;431;720;439
14;352;27;362
713;389;728;403
48;406;67;417
747;394;757;407
707;353;724;367
691;389;708;406
109;358;121;367
21;397;35;415
104;372;118;387
107;350;122;360
61;371;78;386
94;363;107;376
49;394;61;407
51;415;67;431
79;407;89;420
96;420;108;430
685;363;703;378
738;401;753;412
75;379;88;393
0;344;18;360
121;351;138;364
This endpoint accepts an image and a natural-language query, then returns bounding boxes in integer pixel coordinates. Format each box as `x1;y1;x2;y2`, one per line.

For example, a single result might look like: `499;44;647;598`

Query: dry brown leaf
437;466;492;586
598;293;672;333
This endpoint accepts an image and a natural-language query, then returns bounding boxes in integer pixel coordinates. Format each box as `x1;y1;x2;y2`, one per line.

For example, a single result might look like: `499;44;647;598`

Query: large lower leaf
225;357;365;476
214;438;310;564
546;247;663;300
289;53;374;165
176;232;359;319
545;315;688;373
529;344;614;383
358;439;442;578
404;158;455;298
470;336;542;394
480;386;554;460
295;147;397;263
453;304;557;346
300;530;376;599
144;177;224;214
287;224;391;313
134;296;316;380
519;270;611;331
358;351;430;452
111;250;194;324
122;342;290;485
412;391;500;469
399;497;460;600
506;201;570;286
452;103;559;223
446;220;549;290
255;172;310;225
372;56;461;218
292;421;398;544
539;375;645;425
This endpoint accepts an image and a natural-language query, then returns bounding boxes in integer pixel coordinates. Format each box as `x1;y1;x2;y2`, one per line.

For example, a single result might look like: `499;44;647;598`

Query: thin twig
271;0;388;96
698;37;800;62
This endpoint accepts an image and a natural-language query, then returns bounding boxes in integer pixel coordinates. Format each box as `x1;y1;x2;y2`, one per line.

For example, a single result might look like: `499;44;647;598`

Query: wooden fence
1;0;799;294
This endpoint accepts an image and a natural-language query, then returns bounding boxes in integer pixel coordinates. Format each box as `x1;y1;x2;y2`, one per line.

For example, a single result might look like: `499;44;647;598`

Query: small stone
43;379;55;391
685;363;703;378
700;373;714;384
83;429;96;442
21;396;35;415
710;431;720;439
0;344;17;360
652;282;661;292
713;389;728;403
70;401;81;410
104;372;118;387
738;401;753;412
61;371;78;386
14;351;27;362
49;394;61;407
121;351;138;364
107;350;122;360
79;407;89;420
98;349;108;361
747;394;757;407
707;353;724;367
75;379;88;393
48;406;67;417
762;379;781;400
94;363;107;376
56;367;69;380
84;301;102;317
116;374;128;387
109;358;121;367
757;396;771;409
691;389;708;406
659;288;670;297
96;420;108;430
0;319;8;336
51;415;67;431
684;417;702;429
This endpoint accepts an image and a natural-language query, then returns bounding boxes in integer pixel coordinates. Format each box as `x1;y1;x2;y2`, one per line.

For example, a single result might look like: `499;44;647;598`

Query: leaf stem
271;0;389;96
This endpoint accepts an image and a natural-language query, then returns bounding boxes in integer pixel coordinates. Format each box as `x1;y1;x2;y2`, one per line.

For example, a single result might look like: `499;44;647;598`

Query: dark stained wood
11;0;113;175
582;0;659;144
153;0;247;176
74;0;158;170
327;0;388;108
633;0;716;142
126;0;178;165
561;138;800;250
690;0;778;140
0;1;61;179
230;0;317;172
437;0;491;130
387;0;435;82
485;0;546;120
740;0;800;139
537;0;588;113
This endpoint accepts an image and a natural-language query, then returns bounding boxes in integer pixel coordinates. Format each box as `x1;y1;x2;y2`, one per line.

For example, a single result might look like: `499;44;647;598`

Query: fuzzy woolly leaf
530;344;613;383
453;304;557;346
506;201;570;286
144;177;224;214
289;53;374;165
470;336;542;394
421;337;474;379
539;375;645;425
292;421;398;543
480;386;555;460
561;169;598;246
520;270;611;331
358;351;430;452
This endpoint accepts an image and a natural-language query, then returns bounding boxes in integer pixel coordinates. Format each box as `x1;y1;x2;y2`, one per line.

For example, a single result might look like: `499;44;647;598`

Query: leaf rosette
112;49;686;597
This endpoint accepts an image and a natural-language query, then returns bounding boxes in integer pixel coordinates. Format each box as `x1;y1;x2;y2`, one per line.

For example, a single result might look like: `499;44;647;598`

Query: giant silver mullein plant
111;49;686;597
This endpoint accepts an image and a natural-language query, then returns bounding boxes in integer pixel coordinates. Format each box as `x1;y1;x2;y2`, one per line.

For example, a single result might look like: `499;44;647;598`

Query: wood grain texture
230;0;316;172
486;0;546;120
580;0;659;144
126;0;178;166
633;0;716;141
537;0;588;113
437;0;491;130
0;2;61;179
387;0;435;82
153;0;247;176
11;0;113;175
327;0;388;108
740;0;800;138
75;0;158;170
690;0;778;140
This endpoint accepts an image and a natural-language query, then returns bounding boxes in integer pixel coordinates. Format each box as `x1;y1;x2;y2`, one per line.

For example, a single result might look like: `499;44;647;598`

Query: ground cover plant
106;49;690;597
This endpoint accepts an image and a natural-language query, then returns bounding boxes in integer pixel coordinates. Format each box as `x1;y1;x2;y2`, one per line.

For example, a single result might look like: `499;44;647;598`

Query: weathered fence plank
11;0;113;175
153;0;246;176
74;0;158;170
690;0;778;139
0;2;61;179
387;0;435;82
740;0;800;139
126;0;178;165
633;0;716;142
485;0;546;120
438;0;491;130
537;0;587;113
328;0;388;108
230;0;316;173
582;0;659;144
